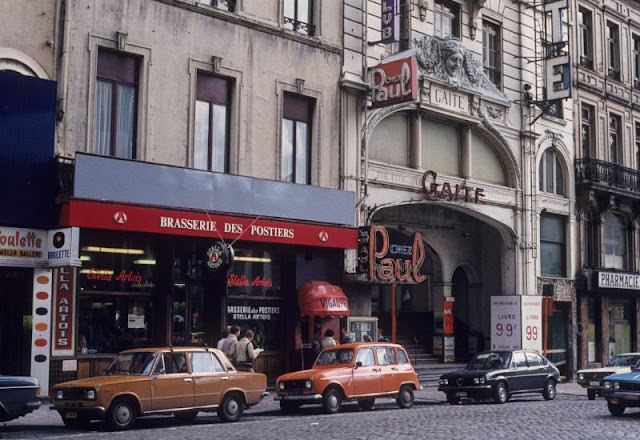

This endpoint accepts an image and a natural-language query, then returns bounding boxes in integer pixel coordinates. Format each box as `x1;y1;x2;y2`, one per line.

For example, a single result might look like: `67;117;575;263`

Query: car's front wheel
542;379;556;400
608;401;626;416
396;385;415;409
217;392;244;422
587;389;597;400
493;381;509;404
106;397;138;430
322;387;342;414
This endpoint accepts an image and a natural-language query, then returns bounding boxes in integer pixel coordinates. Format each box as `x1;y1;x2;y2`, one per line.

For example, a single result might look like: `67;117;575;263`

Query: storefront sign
443;298;454;335
358;225;427;284
598;271;640;290
521;296;542;351
491;296;521;350
422;170;485;203
61;200;358;249
228;273;273;288
0;227;46;263
380;0;400;44
369;56;419;108
431;84;469;113
52;267;75;356
30;268;52;395
227;305;280;321
206;241;234;272
47;227;80;267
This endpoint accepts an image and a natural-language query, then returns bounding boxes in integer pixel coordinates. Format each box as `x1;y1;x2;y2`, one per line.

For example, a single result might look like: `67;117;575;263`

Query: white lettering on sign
370;62;412;105
431;84;468;113
159;216;217;232
249;225;294;238
598;272;640;290
227;305;280;321
320;297;349;311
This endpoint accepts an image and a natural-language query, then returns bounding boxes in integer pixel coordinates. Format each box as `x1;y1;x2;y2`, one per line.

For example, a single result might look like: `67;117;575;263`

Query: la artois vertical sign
358;225;428;283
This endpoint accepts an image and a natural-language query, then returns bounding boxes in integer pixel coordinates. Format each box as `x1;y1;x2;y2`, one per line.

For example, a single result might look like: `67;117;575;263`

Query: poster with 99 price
490;296;521;350
521;296;542;351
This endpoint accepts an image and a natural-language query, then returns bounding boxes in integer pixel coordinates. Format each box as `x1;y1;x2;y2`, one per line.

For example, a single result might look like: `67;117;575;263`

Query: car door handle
373;368;381;372
391;367;399;371
183;378;193;383
221;376;229;381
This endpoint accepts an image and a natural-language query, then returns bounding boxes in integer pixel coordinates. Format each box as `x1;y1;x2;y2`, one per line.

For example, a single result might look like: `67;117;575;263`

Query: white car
576;353;640;400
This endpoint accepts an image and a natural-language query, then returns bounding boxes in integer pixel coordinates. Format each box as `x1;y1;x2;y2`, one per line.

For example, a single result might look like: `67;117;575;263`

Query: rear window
397;349;410;364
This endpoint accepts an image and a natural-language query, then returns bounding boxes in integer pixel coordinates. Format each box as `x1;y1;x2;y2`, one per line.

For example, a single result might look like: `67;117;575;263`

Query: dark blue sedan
0;375;41;422
602;362;640;416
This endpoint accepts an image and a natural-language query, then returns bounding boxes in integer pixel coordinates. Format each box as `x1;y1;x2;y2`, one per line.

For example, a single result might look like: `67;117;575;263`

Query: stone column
410;112;421;169
460;125;471;178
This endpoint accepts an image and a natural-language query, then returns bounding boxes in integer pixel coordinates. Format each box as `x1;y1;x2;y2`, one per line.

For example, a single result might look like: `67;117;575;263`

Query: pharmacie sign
357;225;427;284
369;55;418;109
598;271;640;290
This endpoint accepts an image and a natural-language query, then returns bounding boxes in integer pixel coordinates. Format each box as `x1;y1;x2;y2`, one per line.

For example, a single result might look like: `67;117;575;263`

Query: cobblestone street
3;383;640;440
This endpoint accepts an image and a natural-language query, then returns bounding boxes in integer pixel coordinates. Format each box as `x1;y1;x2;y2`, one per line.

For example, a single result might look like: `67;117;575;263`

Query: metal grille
58;388;88;400
619;382;640;392
583;372;611;380
280;380;309;392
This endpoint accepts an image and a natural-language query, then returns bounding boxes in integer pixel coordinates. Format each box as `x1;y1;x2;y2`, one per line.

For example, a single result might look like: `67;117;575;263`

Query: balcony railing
575;158;640;195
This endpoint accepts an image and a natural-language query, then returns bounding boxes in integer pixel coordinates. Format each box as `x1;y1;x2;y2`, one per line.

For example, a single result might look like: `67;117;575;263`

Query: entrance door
0;268;33;375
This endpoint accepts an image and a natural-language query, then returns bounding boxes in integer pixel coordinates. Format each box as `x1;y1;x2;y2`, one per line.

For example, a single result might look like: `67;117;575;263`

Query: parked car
51;347;268;430
0;375;41;422
438;350;560;404
275;342;421;414
602;361;640;416
576;353;640;400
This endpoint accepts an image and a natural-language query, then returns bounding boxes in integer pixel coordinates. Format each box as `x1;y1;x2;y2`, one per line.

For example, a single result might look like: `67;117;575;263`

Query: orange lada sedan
275;342;421;414
51;347;267;430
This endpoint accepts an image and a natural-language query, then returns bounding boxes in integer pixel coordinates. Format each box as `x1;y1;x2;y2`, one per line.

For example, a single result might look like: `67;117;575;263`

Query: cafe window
226;247;283;351
77;232;156;354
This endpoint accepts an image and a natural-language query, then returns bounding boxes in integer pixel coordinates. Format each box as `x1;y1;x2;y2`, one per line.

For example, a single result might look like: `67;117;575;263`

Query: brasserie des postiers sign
358;225;427;284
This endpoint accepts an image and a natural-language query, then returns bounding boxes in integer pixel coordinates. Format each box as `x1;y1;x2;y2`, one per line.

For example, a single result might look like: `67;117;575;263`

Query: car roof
321;342;405;350
119;346;223;354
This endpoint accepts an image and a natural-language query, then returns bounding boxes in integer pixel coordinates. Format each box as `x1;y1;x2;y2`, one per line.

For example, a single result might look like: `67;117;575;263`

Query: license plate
455;392;467;397
609;399;619;404
65;411;77;419
589;381;600;386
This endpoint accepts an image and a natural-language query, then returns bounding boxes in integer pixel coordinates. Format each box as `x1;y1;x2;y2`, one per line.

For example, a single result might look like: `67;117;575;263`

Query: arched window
538;149;565;196
369;113;409;166
604;212;627;269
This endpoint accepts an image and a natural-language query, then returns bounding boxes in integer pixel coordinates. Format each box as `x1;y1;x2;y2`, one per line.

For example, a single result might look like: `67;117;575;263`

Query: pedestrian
377;328;389;342
340;328;354;344
321;329;337;348
363;334;373;342
217;327;230;350
235;329;263;372
221;325;240;363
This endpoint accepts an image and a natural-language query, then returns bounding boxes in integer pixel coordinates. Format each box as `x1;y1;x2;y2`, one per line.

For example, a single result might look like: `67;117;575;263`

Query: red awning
298;281;350;317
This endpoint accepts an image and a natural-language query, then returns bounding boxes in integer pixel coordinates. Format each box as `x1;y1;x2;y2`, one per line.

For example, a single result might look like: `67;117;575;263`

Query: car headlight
305;380;312;389
439;378;448;385
278;382;285;391
55;390;63;400
603;381;611;389
474;377;486;385
614;382;620;390
578;373;584;381
86;389;96;400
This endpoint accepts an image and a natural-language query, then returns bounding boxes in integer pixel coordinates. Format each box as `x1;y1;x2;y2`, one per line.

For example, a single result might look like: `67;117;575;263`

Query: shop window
370;113;409;166
94;48;139;159
578;7;593;69
482;20;501;88
581;104;594;159
540;213;566;277
194;73;230;172
609;301;632;356
538;149;565;196
77;233;156;354
587;297;601;363
421;118;459;175
284;0;314;35
604;212;627;269
282;93;313;184
434;0;460;38
607;22;620;81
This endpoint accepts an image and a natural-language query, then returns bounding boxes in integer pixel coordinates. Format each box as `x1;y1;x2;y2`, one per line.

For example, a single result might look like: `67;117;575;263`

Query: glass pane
297;0;310;24
115;84;135;159
295;121;308;183
538;157;544;191
284;0;294;29
545;150;553;192
281;118;294;182
94;80;112;155
541;215;564;242
541;242;563;276
194;100;210;170
555;157;564;195
212;104;227;172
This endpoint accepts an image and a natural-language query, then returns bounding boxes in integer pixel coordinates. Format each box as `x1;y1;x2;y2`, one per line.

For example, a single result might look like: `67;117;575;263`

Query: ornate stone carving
414;35;509;106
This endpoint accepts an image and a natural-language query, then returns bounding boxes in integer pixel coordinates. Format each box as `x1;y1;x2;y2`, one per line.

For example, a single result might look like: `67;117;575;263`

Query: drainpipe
56;0;72;157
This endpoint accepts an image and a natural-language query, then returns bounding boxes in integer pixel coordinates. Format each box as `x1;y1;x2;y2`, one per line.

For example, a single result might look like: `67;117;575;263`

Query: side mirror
355;361;363;369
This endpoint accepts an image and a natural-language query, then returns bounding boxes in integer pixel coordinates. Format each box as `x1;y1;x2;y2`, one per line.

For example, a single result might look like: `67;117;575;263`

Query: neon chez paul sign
358;225;427;284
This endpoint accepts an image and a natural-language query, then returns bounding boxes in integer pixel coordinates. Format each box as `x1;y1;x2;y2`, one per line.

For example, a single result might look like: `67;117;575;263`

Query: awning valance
298;281;350;317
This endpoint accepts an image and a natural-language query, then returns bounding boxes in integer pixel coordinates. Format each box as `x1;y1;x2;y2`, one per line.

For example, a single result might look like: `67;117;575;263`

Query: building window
581;104;594;158
604;212;627;269
636;122;640;169
194;73;230;172
578;8;593;69
434;0;460;38
538;149;565;196
482;20;501;87
197;0;235;11
609;114;621;164
94;49;139;159
540;214;566;277
282;93;313;184
634;35;640;89
607;22;620;81
583;209;597;268
284;0;313;35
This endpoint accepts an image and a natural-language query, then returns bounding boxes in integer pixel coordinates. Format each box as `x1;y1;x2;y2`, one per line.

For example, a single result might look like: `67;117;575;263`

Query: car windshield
315;349;354;366
466;352;509;370
105;352;156;375
608;354;640;367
